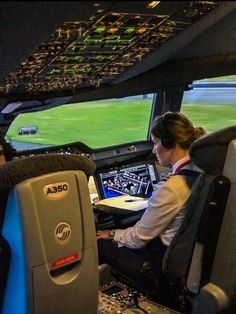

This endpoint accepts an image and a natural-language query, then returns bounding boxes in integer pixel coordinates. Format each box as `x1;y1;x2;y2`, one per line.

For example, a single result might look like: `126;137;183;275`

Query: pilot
0;132;16;165
97;112;206;285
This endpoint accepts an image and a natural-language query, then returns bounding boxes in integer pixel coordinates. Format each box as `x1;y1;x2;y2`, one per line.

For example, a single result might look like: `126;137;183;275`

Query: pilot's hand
96;229;115;240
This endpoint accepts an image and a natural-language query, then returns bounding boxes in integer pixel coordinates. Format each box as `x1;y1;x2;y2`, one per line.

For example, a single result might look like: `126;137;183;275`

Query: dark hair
0;132;16;161
151;112;206;149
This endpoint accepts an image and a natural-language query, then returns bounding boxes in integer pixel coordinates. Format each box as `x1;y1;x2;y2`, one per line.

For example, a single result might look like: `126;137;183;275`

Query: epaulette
159;173;172;182
178;169;200;178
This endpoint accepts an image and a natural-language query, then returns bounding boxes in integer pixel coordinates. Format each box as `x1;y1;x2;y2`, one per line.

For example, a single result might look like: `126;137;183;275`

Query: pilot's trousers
97;237;167;288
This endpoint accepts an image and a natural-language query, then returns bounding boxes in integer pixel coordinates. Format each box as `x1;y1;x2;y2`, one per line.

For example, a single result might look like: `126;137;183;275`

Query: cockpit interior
1;1;236;314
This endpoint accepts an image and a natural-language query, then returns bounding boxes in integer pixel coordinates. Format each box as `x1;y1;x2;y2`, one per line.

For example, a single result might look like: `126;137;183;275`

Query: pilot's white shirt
114;157;200;248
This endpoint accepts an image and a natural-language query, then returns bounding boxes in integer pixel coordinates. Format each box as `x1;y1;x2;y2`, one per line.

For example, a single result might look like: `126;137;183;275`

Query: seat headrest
0;154;96;190
190;125;236;175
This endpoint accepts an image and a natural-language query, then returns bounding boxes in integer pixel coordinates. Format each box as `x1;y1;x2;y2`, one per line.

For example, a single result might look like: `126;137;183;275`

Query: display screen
95;161;159;199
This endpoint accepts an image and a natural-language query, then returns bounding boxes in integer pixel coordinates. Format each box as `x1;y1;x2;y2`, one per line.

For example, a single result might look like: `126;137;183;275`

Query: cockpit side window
182;75;236;132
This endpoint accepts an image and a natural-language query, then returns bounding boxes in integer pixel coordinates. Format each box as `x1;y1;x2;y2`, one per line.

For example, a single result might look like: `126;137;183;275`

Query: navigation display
95;161;159;199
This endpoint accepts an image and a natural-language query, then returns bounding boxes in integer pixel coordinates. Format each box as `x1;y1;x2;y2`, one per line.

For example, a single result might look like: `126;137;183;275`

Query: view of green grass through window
7;95;153;150
181;103;236;133
6;74;236;151
182;75;236;132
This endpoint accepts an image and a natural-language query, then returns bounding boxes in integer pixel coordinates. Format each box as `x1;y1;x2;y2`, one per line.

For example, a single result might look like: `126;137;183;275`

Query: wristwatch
109;229;115;239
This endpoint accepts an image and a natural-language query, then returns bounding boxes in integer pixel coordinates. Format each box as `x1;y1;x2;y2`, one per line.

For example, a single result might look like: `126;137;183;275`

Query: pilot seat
0;153;98;314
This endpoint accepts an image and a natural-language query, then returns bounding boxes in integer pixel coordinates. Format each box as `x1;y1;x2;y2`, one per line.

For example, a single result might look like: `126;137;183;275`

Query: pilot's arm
97;175;191;248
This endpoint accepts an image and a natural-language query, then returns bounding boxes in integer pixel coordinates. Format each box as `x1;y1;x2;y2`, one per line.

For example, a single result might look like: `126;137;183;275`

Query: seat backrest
192;137;236;314
0;154;99;314
162;125;236;312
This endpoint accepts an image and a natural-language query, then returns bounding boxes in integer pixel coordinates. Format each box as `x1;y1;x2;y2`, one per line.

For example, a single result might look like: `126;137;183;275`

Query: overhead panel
0;1;221;99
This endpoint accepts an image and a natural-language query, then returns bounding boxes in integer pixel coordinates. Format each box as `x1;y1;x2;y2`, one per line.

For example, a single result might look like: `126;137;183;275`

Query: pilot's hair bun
194;127;207;140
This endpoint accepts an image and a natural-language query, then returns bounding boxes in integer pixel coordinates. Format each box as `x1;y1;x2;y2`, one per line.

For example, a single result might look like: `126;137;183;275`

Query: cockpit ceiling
0;1;222;99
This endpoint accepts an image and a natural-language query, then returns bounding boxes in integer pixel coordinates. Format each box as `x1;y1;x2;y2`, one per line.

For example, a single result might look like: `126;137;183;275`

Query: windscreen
6;95;153;151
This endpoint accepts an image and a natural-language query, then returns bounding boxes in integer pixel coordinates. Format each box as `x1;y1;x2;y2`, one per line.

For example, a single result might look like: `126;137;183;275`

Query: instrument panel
15;140;154;168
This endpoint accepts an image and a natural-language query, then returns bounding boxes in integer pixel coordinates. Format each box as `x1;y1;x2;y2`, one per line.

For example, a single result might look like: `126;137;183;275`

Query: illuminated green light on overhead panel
95;26;106;33
103;35;120;43
48;68;61;75
125;27;135;33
